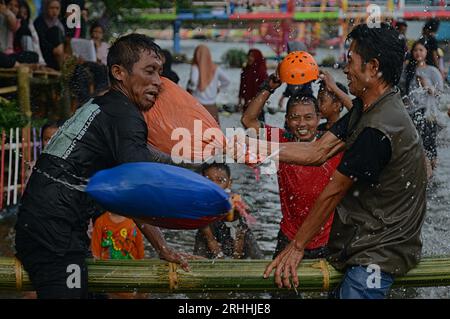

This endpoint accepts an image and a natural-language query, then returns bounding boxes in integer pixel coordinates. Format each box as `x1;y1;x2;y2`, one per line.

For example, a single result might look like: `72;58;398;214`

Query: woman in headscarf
187;44;230;123
239;49;268;121
161;49;180;84
34;0;65;70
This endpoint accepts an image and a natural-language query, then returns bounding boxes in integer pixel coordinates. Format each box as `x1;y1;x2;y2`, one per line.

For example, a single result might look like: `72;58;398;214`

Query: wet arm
133;219;172;257
332;86;353;110
292;171;353;251
241;90;270;133
278;131;345;165
201;226;222;256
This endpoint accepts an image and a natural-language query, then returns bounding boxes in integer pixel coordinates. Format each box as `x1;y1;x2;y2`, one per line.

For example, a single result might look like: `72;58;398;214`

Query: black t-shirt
329;100;392;184
16;90;154;256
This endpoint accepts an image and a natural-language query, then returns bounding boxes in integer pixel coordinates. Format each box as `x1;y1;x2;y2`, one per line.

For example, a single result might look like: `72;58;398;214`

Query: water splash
33;167;88;192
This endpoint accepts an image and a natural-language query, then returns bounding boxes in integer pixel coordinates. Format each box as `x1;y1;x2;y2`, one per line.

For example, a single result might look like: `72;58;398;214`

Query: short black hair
41;120;65;142
319;81;348;100
107;33;161;84
423;19;440;34
90;21;105;35
287;94;319;114
346;23;405;87
395;19;408;29
201;162;231;179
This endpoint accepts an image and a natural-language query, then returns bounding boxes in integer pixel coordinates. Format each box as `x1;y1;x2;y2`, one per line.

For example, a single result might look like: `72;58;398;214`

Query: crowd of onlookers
0;0;109;107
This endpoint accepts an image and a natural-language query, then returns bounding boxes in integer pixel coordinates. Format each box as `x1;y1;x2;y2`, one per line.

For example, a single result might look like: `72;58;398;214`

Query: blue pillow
87;163;231;229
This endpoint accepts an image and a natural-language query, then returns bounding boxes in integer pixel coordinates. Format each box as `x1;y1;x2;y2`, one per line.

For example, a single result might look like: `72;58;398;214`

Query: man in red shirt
241;79;342;259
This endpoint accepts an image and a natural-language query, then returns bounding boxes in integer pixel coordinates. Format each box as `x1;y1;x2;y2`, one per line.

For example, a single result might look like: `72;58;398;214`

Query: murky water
1;40;449;299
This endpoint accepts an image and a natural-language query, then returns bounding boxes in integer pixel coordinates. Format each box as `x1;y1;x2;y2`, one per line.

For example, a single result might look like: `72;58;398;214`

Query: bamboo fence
0;66;58;212
0;128;42;211
1;257;450;293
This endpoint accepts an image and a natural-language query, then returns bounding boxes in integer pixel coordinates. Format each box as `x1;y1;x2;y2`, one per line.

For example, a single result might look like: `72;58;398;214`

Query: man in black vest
262;23;427;299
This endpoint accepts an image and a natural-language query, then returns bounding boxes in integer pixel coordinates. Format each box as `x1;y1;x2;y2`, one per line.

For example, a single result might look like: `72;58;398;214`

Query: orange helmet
278;51;319;85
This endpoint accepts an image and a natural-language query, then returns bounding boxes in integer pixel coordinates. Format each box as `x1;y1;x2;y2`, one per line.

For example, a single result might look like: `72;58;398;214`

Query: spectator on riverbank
14;0;45;65
187;44;230;123
34;0;65;70
90;21;109;65
0;0;39;64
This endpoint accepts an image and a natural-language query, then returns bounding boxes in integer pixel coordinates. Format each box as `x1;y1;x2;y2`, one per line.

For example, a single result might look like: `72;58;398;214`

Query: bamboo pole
0;86;18;95
1;257;450;293
13;128;19;205
20;129;25;195
17;66;32;121
0;130;5;210
6;129;13;206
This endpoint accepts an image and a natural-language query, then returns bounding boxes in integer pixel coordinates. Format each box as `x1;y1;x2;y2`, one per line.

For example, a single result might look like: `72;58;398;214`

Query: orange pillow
143;77;225;162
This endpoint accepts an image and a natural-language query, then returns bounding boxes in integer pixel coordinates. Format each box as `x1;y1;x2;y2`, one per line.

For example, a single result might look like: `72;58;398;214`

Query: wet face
91;26;104;42
114;50;163;112
286;103;320;142
203;168;231;190
318;89;337;119
42;127;58;148
413;43;427;63
343;41;376;98
8;0;20;16
47;1;61;19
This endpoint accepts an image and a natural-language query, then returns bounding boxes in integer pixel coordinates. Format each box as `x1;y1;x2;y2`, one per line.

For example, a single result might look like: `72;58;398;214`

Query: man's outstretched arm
278;131;345;166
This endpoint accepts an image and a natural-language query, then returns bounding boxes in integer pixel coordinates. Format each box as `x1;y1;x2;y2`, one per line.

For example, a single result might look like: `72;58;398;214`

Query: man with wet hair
263;23;427;299
15;34;194;299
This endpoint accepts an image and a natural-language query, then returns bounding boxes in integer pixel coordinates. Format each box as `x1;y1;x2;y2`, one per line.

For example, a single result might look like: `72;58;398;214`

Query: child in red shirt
91;212;145;260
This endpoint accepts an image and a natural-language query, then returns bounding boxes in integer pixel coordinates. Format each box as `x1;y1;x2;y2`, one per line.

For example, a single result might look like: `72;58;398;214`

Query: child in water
193;163;263;259
91;212;145;260
91;212;147;299
317;76;350;132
